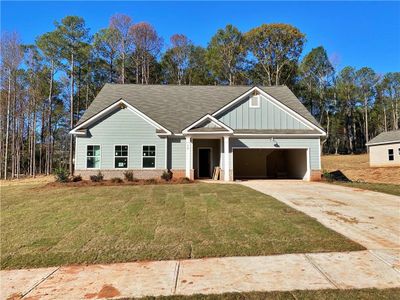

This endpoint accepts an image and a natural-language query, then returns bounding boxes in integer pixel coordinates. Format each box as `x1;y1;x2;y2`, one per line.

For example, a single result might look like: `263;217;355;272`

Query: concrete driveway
240;180;400;251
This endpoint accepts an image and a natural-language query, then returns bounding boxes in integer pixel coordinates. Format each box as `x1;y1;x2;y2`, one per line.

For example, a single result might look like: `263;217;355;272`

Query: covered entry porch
185;136;230;181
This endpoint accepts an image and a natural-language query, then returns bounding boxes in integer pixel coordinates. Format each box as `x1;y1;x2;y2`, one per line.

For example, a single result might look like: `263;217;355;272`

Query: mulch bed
44;177;194;188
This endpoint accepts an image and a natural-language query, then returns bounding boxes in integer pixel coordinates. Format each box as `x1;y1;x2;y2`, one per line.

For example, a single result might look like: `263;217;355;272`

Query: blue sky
2;1;400;74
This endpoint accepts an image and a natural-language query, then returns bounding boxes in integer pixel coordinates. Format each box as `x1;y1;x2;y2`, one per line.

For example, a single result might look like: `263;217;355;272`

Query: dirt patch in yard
84;284;121;299
322;154;400;185
6;293;22;300
325;211;359;224
326;199;347;206
0;175;54;187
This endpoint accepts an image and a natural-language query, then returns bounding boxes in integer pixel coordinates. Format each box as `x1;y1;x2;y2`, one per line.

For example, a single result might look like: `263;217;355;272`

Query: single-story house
366;130;400;167
70;84;326;181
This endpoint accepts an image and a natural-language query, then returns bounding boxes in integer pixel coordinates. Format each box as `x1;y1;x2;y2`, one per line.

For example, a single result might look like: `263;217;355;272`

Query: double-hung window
388;149;394;161
87;145;101;168
115;145;128;168
142;145;156;168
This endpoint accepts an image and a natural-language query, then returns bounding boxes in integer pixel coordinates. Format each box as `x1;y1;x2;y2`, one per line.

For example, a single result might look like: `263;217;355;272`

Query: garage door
233;148;308;180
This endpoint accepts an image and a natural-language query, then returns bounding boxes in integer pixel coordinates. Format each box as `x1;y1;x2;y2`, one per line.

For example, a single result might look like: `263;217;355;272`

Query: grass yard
140;288;400;300
331;181;400;197
1;180;363;269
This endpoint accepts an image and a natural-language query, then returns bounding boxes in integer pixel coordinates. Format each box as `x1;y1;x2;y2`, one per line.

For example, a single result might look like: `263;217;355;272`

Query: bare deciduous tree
0;32;23;179
130;22;163;84
110;14;133;84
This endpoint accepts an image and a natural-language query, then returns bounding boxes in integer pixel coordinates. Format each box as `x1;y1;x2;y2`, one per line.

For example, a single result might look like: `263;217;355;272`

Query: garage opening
233;148;308;180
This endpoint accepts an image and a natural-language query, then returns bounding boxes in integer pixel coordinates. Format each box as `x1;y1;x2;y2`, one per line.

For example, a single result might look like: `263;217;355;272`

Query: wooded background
1;15;399;179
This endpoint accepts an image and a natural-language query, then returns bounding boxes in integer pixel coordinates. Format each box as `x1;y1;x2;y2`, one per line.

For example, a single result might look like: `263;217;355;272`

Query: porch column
185;136;192;179
223;136;230;181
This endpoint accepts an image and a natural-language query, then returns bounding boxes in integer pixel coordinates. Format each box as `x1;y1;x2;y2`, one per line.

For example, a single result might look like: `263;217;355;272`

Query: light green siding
168;138;186;169
226;138;321;170
217;95;309;130
75;108;166;170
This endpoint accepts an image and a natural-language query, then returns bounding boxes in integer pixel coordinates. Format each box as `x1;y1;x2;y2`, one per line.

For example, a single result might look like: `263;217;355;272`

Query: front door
198;148;211;178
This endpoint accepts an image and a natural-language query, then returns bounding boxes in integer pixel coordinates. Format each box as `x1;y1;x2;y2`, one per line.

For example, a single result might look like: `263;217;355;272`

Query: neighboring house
70;84;326;181
366;130;400;167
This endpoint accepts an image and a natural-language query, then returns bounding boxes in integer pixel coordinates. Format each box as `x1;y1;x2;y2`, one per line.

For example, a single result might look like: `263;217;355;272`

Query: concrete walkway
2;250;400;300
240;180;400;250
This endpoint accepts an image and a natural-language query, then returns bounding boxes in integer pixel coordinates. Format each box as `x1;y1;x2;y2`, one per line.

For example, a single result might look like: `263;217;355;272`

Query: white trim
249;95;260;108
73;136;77;170
69;99;172;135
231;146;311;181
185;136;192;178
141;144;157;169
306;148;311;181
73;131;87;136
86;144;101;169
113;144;129;169
182;114;234;134
185;135;230;139
197;147;213;178
212;87;326;136
366;140;400;146
220;138;223;167
233;133;325;137
164;138;168;169
317;140;321;170
185;131;233;135
224;136;230;181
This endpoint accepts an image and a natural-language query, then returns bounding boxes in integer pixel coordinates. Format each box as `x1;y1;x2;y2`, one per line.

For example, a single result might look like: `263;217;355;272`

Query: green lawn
1;181;363;269
140;288;400;300
330;181;400;196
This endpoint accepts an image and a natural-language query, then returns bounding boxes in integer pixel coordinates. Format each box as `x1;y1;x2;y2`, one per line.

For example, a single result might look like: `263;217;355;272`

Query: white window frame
249;95;260;108
388;148;394;161
142;145;156;169
86;144;101;169
114;144;129;169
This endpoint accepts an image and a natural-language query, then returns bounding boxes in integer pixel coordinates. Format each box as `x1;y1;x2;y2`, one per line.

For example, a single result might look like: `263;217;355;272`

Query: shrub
124;171;136;182
161;170;172;181
54;167;69;183
111;177;123;183
90;171;104;182
71;175;82;182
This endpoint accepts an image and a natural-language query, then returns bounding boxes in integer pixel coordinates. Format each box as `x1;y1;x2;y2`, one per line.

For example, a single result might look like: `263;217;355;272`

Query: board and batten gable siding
226;138;321;170
217;95;309;130
75;108;166;170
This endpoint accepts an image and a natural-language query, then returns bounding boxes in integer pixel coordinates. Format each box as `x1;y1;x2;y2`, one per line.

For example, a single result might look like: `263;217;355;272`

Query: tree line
1;14;399;179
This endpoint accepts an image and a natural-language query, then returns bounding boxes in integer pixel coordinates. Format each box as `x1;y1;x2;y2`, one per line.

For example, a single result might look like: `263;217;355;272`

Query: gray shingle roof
234;129;321;134
366;130;400;146
76;84;323;133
